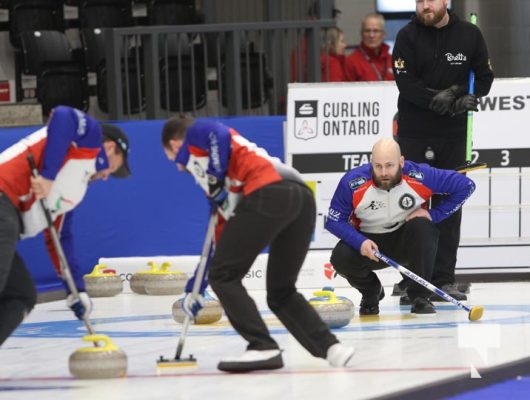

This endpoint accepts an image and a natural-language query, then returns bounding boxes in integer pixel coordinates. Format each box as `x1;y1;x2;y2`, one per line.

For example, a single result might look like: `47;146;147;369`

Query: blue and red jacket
0;106;111;290
325;161;475;252
176;120;304;240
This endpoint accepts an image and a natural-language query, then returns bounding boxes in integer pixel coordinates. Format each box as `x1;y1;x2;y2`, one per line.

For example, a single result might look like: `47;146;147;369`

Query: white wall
335;0;376;53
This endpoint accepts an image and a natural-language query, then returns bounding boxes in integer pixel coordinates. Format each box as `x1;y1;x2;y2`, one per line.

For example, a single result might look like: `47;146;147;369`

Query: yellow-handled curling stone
84;264;123;298
309;287;354;329
143;262;188;295
129;261;159;294
69;334;128;379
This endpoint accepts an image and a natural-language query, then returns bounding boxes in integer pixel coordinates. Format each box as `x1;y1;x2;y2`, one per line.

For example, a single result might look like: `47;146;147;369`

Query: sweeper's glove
66;292;93;320
181;293;205;318
207;174;228;206
184;272;209;294
450;94;479;115
428;85;459;115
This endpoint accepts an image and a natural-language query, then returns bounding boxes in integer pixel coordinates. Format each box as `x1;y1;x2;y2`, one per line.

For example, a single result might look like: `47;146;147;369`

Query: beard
417;6;446;26
373;167;402;191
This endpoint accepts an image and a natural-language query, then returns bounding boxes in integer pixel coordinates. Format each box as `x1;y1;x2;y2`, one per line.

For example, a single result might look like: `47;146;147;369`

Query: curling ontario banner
285;78;530;273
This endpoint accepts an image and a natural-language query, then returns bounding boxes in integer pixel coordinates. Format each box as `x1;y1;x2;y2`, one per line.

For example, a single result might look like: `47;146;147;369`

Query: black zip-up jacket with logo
392;11;494;139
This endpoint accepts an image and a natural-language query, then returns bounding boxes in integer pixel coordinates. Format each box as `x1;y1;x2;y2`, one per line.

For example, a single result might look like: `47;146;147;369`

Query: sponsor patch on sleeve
408;170;424;180
348;177;367;189
327;208;341;221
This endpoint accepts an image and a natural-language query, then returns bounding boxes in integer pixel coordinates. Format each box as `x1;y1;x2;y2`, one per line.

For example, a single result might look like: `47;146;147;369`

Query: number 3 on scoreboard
500;149;510;166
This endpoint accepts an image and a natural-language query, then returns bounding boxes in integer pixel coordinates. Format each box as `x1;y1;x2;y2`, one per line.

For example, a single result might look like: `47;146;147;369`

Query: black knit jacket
392;11;494;139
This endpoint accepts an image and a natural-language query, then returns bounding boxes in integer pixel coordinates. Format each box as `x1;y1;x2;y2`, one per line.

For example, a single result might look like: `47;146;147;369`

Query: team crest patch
192;160;205;178
408;170;424;180
348;177;367;189
394;57;405;69
399;194;415;210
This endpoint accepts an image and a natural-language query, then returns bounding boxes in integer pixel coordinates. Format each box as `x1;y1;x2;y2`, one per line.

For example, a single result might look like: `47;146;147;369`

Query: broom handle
466;13;477;163
175;208;217;359
27;154;97;339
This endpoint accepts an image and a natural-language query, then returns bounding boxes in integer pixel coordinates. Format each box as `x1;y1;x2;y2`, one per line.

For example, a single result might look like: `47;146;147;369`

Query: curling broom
156;207;217;373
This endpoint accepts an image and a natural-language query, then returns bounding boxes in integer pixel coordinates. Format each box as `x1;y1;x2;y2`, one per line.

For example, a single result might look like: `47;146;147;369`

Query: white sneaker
218;350;283;372
327;343;355;367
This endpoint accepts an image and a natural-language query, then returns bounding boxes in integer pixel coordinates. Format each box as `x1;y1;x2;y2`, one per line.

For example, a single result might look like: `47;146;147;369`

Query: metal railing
103;19;336;120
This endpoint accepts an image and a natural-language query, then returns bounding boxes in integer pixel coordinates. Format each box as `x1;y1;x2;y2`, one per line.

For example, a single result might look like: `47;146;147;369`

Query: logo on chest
364;200;385;211
399;194;415;210
192;159;206;178
445;52;467;65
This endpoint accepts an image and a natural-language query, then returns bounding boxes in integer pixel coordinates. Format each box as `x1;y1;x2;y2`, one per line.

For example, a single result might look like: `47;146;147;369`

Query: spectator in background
346;13;394;82
321;27;349;82
290;1;342;83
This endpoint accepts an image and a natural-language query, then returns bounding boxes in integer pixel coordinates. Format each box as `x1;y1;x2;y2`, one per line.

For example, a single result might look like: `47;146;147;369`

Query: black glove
450;94;479;114
207;174;227;205
428;85;461;115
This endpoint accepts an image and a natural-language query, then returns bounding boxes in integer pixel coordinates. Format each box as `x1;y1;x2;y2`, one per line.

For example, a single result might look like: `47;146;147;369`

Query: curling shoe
391;279;409;296
430;284;467;302
399;294;411;306
457;282;471;294
327;343;355;367
218;349;283;372
410;297;436;316
359;286;385;315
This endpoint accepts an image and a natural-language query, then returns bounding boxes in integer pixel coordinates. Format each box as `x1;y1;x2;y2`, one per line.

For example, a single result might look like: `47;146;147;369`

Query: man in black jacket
392;0;493;302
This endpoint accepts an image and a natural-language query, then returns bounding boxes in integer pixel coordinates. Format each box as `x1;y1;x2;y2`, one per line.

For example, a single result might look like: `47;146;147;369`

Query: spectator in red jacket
290;2;342;83
321;27;349;82
346;13;394;82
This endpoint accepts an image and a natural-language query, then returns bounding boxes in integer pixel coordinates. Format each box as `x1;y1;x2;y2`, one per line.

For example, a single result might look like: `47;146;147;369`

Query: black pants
0;193;37;346
398;136;466;286
208;180;338;358
330;218;439;301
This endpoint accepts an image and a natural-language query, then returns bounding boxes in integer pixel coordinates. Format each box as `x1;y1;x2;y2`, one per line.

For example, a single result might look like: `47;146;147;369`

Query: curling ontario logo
294;101;318;140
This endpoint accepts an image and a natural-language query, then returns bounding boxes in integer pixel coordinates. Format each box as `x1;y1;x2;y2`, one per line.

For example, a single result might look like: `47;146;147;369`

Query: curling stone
69;334;127;379
130;261;159;294
143;262;188;295
309;288;355;329
172;290;223;325
84;264;123;298
321;286;355;307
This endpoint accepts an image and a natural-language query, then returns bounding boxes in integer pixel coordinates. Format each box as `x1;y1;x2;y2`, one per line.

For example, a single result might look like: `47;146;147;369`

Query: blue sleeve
325;172;369;252
185;241;214;294
175;138;190;166
59;212;86;292
44;212;85;292
419;164;476;223
41;106;103;180
186;121;231;182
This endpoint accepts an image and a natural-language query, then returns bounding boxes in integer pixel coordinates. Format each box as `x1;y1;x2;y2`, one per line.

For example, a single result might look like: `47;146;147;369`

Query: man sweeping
160;115;355;372
0;105;131;346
